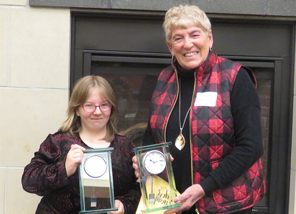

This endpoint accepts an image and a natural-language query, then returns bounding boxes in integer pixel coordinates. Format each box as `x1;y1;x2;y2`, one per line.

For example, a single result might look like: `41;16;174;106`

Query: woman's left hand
164;184;205;214
109;200;124;214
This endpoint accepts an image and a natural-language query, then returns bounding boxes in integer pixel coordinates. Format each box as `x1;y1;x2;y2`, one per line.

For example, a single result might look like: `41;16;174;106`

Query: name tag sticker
194;92;218;107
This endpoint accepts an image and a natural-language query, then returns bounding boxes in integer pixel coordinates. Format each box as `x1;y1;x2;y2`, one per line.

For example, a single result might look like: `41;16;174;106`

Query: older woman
135;4;265;214
22;76;141;214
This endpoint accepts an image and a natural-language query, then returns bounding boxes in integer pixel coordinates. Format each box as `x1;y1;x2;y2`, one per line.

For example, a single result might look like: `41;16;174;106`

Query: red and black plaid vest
150;52;265;213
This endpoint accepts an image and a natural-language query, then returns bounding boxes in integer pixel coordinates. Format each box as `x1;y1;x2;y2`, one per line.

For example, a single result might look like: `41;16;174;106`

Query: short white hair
163;5;212;41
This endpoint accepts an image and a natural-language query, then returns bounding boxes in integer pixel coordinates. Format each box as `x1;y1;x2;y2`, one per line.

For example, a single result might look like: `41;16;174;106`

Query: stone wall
0;1;70;213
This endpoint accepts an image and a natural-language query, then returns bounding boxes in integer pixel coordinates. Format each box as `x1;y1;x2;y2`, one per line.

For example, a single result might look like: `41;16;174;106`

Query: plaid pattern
150;52;265;214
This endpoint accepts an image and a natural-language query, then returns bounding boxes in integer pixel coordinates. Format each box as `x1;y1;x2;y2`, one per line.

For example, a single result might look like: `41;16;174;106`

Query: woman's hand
132;156;140;182
164;184;205;214
109;200;124;214
65;144;85;177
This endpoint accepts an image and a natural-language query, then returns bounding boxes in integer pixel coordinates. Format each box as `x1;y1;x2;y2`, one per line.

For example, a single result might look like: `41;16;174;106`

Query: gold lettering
155;189;173;205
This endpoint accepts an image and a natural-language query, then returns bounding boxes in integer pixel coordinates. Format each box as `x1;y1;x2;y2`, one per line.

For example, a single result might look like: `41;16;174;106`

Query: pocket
212;172;252;206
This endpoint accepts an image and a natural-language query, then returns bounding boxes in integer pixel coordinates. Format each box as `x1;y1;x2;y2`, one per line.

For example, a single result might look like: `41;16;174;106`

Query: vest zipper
164;69;179;143
190;72;197;186
192;72;200;214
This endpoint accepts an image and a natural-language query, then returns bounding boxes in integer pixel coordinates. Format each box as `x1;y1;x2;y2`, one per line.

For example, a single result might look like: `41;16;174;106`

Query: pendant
175;133;185;150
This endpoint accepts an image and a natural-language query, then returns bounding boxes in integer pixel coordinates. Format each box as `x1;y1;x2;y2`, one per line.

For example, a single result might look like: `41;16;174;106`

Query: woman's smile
184;52;198;57
90;117;102;121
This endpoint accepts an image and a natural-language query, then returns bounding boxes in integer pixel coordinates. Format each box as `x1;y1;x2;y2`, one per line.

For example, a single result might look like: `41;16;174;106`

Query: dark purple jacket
22;132;140;214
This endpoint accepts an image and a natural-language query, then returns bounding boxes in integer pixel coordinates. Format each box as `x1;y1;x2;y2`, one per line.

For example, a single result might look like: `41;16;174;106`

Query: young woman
22;75;140;214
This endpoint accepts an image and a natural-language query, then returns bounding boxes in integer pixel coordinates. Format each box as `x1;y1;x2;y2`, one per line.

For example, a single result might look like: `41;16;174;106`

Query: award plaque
79;148;118;214
133;142;181;213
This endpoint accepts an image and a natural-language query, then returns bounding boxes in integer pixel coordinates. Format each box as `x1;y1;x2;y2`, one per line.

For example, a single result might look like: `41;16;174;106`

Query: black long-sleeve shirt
143;66;263;202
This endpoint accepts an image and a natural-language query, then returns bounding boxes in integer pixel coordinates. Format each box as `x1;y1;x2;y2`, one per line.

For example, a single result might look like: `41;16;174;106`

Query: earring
172;55;176;63
210;47;213;51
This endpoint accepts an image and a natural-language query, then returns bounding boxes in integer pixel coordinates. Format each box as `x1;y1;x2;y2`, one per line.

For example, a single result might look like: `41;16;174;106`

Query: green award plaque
79;148;118;214
133;142;181;213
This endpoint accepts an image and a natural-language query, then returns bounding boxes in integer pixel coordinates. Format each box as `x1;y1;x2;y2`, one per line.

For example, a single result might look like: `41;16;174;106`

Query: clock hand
155;159;164;163
149;159;156;164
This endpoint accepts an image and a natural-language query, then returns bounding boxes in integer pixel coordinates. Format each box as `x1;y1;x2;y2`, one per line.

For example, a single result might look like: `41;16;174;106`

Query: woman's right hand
65;144;85;177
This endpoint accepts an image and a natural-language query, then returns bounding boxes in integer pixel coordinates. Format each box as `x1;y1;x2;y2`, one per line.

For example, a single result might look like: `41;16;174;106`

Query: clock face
83;155;107;178
143;150;166;175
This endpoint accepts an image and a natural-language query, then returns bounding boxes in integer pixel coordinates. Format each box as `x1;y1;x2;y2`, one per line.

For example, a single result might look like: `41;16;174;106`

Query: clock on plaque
133;142;181;213
78;148;118;214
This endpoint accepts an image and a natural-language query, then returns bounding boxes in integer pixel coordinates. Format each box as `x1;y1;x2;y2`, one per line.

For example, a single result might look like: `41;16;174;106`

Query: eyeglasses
81;102;112;113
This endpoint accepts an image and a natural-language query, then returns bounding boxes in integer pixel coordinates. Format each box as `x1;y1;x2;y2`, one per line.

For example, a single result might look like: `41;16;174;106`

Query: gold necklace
175;80;192;151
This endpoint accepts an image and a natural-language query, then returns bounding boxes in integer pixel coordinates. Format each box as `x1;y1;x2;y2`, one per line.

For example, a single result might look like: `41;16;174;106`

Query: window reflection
252;67;273;208
91;61;160;146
